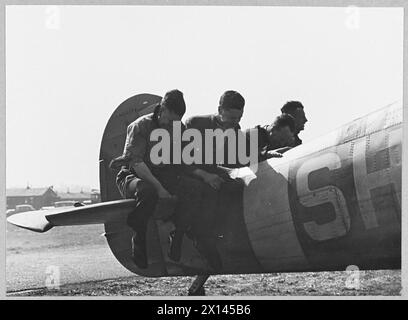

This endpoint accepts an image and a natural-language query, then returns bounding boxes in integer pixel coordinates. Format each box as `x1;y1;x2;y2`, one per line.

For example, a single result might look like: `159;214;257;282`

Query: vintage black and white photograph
5;3;403;297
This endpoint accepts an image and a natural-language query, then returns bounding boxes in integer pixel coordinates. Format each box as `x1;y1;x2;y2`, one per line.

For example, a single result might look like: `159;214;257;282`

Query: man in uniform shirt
110;89;225;270
185;90;248;238
185;90;246;170
247;113;297;163
280;100;308;147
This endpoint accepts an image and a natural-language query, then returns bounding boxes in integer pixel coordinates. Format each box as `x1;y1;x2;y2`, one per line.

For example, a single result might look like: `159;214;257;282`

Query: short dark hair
272;113;296;133
281;101;304;115
161;89;186;116
219;90;245;110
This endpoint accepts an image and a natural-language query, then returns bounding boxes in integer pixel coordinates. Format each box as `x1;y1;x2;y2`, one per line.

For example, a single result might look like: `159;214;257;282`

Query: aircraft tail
6;199;136;233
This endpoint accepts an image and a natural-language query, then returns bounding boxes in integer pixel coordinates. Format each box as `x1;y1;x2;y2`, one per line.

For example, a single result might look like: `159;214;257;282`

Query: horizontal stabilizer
7;199;136;233
7;210;53;233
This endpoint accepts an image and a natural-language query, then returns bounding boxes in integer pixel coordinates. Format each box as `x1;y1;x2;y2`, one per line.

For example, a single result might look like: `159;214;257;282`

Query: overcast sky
6;5;403;191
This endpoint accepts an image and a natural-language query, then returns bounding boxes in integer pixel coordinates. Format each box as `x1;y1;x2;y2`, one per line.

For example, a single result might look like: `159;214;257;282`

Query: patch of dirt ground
8;270;400;297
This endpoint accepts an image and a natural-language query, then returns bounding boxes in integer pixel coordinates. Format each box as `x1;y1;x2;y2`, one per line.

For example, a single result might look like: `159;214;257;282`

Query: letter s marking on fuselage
296;152;351;241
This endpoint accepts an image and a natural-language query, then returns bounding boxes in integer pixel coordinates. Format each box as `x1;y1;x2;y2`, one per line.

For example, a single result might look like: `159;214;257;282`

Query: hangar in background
6;186;58;209
6;186;101;209
57;189;101;204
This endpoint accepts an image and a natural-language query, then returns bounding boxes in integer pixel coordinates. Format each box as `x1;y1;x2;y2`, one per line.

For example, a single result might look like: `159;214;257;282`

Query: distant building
6;186;59;210
56;189;101;204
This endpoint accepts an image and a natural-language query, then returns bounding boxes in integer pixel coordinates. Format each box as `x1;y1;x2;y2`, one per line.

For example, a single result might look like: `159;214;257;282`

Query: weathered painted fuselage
240;102;401;273
99;95;401;277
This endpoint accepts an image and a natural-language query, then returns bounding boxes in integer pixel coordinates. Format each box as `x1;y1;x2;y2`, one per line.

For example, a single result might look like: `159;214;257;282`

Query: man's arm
190;168;225;190
262;147;291;160
184;116;225;189
125;119;171;198
132;162;172;198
